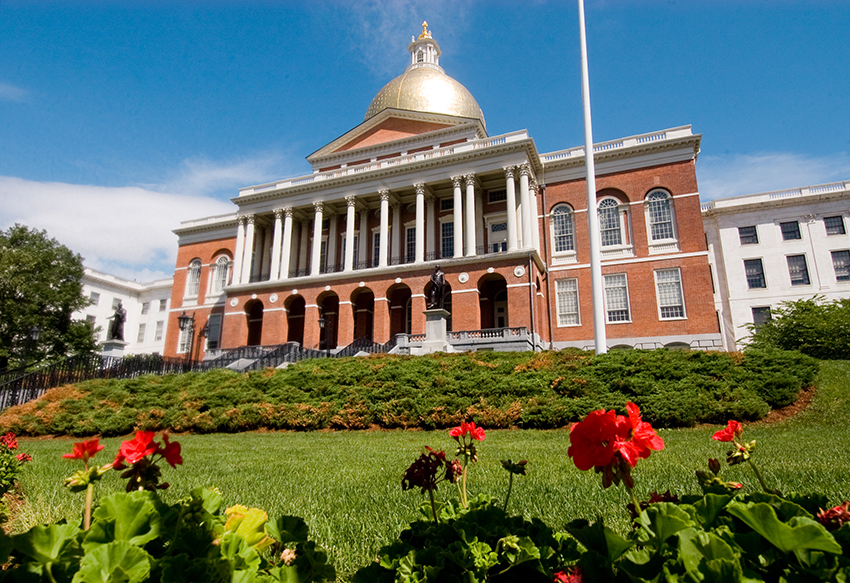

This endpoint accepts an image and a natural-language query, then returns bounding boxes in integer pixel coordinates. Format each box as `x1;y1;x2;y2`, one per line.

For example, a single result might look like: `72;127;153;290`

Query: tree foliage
747;296;850;360
0;224;96;371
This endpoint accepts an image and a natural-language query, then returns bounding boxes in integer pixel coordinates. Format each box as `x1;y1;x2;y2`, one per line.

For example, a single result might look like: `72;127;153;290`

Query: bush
749;296;850;359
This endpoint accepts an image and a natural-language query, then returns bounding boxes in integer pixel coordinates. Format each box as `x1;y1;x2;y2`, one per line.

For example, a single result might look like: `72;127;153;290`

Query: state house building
164;25;722;359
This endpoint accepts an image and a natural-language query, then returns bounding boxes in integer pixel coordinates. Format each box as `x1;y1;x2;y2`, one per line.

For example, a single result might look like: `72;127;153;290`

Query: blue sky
2;0;849;281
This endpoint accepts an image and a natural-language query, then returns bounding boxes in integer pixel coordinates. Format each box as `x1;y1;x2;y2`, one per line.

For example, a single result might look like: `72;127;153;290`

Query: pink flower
449;421;486;441
62;438;104;463
712;420;743;442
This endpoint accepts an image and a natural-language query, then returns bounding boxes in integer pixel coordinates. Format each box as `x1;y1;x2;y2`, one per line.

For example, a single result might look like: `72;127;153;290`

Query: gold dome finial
418;21;431;40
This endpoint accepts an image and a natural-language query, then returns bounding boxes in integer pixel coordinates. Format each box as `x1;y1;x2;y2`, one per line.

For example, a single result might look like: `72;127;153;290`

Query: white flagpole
578;0;607;354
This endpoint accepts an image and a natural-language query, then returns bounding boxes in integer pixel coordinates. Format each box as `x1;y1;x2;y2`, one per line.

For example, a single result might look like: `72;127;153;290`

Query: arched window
210;256;230;294
416;50;424;63
185;259;201;298
551;205;575;252
598;198;622;247
646;190;675;241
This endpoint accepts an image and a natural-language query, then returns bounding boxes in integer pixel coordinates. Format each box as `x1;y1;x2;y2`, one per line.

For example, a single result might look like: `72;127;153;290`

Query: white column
344;196;356;272
280;208;294;280
240;215;255;284
358;209;369;267
311;202;324;276
475;190;485;249
414;183;425;263
378;189;390;268
391;201;401;264
425;194;436;259
464;173;477;257
270;209;283;280
530;182;541;252
519;162;532;249
233;216;246;284
327;211;338;271
504;167;519;252
450;176;463;258
298;219;309;275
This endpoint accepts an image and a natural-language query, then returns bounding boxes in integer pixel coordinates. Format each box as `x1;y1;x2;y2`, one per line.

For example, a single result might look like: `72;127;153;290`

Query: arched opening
478;274;508;329
351;288;375;342
285;295;305;346
317;292;339;350
387;284;412;337
664;342;690;351
245;300;264;346
424;281;452;331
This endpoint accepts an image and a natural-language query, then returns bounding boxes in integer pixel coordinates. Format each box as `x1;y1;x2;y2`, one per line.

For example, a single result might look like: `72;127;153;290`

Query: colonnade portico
228;163;540;287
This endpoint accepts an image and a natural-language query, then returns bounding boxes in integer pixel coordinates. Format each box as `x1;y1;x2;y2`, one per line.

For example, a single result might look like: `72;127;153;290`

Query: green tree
747;295;850;359
0;224;97;371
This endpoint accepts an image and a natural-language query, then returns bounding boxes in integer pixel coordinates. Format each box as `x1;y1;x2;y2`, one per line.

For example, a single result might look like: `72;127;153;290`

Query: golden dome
363;25;485;128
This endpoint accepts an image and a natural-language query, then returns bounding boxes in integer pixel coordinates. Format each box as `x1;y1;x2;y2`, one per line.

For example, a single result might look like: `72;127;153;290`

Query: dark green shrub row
748;296;850;360
0;347;818;436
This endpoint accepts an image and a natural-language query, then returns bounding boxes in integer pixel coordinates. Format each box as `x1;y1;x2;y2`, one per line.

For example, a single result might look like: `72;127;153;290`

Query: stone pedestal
414;308;454;355
102;340;128;358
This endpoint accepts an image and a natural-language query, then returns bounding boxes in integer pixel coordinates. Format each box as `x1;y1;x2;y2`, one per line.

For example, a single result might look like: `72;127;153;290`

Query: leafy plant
0;432;31;522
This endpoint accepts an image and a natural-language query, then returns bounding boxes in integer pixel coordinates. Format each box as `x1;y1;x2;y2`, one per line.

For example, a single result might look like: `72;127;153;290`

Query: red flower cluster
568;402;664;488
712;420;743;443
16;453;32;463
62;438;104;464
554;566;583;582
113;431;182;469
818;502;850;531
449;422;486;442
0;432;18;450
401;447;459;494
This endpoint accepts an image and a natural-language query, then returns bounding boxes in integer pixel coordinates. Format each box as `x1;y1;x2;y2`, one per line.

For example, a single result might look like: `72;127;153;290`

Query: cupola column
240;215;256;284
414;183;425;263
311;202;324;276
519;163;533;249
280;208;294;280
233;216;246;284
465;174;477;257
530;182;541;251
270;209;284;280
504;167;519;252
379;190;390;268
344;196;357;272
451;176;464;258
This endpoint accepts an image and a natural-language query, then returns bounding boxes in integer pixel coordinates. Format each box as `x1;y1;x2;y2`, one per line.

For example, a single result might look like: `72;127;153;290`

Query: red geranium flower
158;433;183;468
0;432;18;450
16;453;32;463
63;438;104;463
567;409;618;471
115;431;158;466
613;402;664;467
712;420;743;442
818;502;850;531
554;566;584;582
449;421;486;441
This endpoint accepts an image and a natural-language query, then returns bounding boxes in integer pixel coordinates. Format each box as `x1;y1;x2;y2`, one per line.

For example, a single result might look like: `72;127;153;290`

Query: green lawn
10;360;850;581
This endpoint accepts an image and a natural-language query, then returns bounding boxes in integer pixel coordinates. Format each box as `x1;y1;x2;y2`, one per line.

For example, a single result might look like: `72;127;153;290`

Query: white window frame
603;273;631;323
206;313;223;350
645;189;679;254
439;215;454;260
141;302;150;315
154;321;164;342
598;197;633;258
136;323;147;344
550;204;577;261
786;254;811;286
744;258;767;289
177;326;192;354
159;299;167;312
185;259;202;299
404;223;416;264
484;212;508;254
831;249;850;282
89;291;100;305
824;215;847;236
654;268;686;320
779;220;802;241
209;256;231;295
555;278;580;327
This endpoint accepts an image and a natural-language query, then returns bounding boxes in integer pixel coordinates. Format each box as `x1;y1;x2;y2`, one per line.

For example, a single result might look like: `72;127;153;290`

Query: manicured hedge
0;347;818;436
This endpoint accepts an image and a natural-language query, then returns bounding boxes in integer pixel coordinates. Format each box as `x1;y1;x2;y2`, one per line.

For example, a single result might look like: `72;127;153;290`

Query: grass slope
9;360;850;581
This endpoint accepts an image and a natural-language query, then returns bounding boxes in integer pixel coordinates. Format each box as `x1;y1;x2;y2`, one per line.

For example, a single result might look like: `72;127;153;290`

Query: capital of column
424;193;436;205
273;208;285;219
379;189;391;202
345;195;357;207
313;201;324;213
503;166;516;179
390;201;401;211
450;175;463;189
519;162;531;177
236;215;247;226
464;173;476;188
244;214;256;225
283;207;294;218
414;182;426;196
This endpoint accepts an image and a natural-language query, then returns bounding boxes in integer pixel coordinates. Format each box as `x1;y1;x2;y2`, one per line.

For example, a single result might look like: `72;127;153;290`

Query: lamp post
198;321;210;363
318;310;326;355
177;311;195;372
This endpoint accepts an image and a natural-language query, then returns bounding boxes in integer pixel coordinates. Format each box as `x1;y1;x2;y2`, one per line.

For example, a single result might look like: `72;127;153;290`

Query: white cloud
0;176;233;282
0;82;28;103
698;152;850;201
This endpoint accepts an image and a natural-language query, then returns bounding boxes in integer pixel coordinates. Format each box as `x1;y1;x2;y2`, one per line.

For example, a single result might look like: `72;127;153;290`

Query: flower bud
708;458;721;475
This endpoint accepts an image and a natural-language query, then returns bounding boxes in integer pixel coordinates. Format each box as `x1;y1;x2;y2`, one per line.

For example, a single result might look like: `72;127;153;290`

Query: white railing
541;126;693;164
702;180;850;211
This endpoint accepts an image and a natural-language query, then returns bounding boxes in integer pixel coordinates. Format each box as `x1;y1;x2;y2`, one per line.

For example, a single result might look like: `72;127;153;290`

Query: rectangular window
86;314;96;324
441;222;454;259
744;258;766;289
440;198;453;211
488;189;507;203
490;222;508;253
780;221;801;240
825;216;846;236
159;299;167;312
136;324;146;344
141;302;150;315
655;269;685;319
752;306;772;331
832;250;850;281
319;239;328;272
405;227;416;263
738;226;758;245
786;254;810;286
206;314;222;350
603;274;630;323
372;232;381;267
178;327;191;354
112;297;121;310
555;278;579;326
90;292;100;305
154;321;164;342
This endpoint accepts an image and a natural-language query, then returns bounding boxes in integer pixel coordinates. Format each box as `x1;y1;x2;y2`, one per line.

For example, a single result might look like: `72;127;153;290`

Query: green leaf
267;515;310;544
219;532;262;573
677;527;742;581
193;487;223;515
566;517;634;563
636;503;696;549
497;535;541;567
72;540;151;583
694;494;735;528
12;523;80;566
726;501;842;555
84;491;161;551
291;540;336;583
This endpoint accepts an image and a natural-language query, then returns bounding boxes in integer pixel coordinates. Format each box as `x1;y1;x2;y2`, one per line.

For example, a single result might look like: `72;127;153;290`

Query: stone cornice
173;213;238;237
700;181;850;217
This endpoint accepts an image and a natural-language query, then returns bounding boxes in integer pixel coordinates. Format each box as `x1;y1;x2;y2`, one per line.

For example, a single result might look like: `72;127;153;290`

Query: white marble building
702;181;850;350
